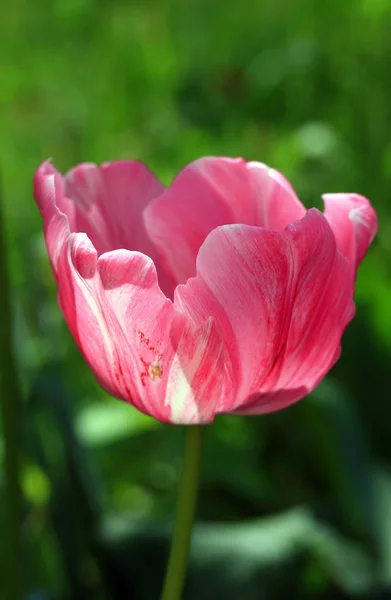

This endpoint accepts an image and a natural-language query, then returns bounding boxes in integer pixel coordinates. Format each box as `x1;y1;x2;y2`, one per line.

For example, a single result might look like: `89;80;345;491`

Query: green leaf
76;398;161;448
100;508;376;599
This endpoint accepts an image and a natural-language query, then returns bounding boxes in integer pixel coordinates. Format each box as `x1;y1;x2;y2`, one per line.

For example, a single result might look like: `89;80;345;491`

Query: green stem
161;425;204;600
0;172;24;600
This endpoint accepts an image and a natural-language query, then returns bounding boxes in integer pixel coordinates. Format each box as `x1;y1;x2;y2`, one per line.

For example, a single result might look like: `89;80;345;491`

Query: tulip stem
161;425;204;600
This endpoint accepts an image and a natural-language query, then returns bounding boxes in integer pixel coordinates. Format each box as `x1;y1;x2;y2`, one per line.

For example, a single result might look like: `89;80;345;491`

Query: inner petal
144;156;306;285
63;161;165;254
61;161;175;297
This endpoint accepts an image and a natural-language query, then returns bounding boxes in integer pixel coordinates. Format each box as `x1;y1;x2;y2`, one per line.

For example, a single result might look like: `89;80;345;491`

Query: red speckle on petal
114;363;132;400
114;364;123;387
139;354;163;386
140;357;150;387
138;330;156;351
138;331;163;385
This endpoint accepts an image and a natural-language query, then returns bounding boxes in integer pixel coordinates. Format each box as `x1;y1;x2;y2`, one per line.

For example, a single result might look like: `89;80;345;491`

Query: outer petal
35;160;174;297
175;223;295;412
34;161;71;277
56;235;226;424
322;193;377;271
238;210;355;414
175;210;354;415
144;157;305;285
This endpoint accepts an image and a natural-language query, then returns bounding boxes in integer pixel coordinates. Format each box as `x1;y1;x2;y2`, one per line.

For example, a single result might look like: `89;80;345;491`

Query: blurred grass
1;0;391;598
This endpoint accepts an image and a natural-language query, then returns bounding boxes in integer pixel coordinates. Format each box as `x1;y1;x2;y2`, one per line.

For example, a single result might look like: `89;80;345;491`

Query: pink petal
34;161;71;278
64;161;165;255
176;210;354;414
36;160;175;297
237;346;343;415
322;193;377;271
56;235;226;424
144;157;306;285
238;210;355;414
175;223;295;412
246;161;306;228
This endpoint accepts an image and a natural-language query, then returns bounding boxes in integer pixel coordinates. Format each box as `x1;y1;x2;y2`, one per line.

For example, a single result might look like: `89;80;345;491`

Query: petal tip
69;233;98;279
322;192;377;267
33;160;64;214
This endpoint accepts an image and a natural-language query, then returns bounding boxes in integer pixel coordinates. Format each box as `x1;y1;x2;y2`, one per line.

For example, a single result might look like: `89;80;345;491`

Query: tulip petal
239;210;355;414
35;160;174;297
322;193;377;271
56;235;225;424
246;161;306;228
64;161;165;255
34;161;71;277
176;210;354;414
144;157;306;284
175;223;295;412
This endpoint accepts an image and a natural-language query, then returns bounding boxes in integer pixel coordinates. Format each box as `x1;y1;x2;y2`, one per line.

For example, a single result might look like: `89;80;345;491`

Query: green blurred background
1;0;391;598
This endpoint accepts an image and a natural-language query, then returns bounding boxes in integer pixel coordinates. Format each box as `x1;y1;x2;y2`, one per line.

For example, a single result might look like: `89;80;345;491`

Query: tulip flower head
34;157;377;424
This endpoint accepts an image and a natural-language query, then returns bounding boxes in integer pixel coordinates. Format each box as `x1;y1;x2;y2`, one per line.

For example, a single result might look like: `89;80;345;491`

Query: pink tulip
34;157;377;424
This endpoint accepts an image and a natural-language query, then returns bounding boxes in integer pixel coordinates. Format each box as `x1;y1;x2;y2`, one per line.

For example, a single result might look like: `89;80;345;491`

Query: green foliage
0;0;391;597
